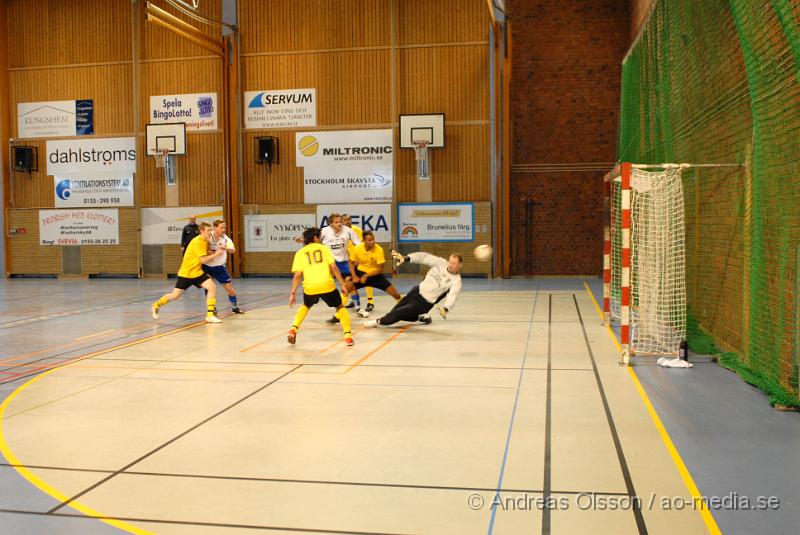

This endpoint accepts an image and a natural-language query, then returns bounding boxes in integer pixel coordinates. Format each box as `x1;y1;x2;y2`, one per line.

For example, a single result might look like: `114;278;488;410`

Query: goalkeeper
363;251;463;327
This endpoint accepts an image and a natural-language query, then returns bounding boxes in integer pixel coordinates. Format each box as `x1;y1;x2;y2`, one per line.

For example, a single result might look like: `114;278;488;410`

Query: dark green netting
620;0;800;406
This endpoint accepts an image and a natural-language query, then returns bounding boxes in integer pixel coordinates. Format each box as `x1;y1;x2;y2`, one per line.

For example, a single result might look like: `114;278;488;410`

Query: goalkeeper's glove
391;250;408;266
437;306;448;320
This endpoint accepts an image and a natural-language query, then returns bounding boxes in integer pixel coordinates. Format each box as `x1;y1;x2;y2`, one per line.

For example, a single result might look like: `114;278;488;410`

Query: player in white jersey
201;219;243;314
363;251;463;327
320;213;369;321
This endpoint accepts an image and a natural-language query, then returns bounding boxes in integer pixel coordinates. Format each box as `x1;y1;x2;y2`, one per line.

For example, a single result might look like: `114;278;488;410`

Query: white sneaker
151;306;159;320
357;307;370;318
205;315;222;324
363;319;379;328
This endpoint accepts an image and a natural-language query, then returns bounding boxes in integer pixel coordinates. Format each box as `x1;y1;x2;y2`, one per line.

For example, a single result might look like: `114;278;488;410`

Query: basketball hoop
412;140;430;179
153;148;170;168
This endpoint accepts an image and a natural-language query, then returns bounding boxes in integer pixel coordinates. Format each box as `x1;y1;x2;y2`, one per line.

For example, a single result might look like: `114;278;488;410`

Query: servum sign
296;129;393;203
244;89;316;129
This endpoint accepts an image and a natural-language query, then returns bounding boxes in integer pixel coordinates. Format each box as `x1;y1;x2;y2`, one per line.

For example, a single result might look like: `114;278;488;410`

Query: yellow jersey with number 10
291;242;336;295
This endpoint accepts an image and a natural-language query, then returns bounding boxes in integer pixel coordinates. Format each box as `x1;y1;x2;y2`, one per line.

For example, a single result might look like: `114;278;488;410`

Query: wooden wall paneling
163;244;182;275
239;0;390;54
80;207;138;274
398;45;489;120
7;0;132;68
399;0;489;45
9;139;50;208
7;209;61;274
241;130;304;205
141;0;223;60
139;57;223;127
9;64;134;137
177;133;226;206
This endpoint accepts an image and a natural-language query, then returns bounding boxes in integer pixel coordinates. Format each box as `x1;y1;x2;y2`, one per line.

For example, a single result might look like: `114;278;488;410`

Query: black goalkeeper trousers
378;286;434;325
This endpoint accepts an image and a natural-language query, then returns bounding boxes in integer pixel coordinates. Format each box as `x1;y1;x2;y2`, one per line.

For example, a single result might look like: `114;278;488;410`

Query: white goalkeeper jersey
408;252;462;311
204;232;232;267
320;226;360;262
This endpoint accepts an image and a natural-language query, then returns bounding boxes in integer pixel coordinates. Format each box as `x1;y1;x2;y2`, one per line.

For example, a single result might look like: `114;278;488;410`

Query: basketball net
154;148;170;168
413;140;430;179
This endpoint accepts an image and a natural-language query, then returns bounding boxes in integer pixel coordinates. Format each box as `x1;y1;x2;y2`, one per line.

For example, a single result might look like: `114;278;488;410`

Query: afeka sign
316;204;392;243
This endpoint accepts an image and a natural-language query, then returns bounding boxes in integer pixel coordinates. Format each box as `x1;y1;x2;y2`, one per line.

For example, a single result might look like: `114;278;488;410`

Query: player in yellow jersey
342;214;374;312
349;230;402;304
152;221;223;323
288;227;354;346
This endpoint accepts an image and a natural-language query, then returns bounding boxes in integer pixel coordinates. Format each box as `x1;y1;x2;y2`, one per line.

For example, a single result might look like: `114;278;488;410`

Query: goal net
605;164;687;358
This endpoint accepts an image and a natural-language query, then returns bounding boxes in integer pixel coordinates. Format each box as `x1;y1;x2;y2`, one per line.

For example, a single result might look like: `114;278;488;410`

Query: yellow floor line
582;281;722;535
0;321;212;535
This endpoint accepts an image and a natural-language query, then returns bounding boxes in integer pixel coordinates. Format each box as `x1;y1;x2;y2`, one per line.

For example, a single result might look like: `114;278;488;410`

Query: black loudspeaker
12;146;38;173
255;136;279;172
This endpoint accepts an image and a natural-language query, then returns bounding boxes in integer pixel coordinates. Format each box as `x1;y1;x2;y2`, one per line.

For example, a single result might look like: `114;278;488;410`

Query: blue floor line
486;286;540;535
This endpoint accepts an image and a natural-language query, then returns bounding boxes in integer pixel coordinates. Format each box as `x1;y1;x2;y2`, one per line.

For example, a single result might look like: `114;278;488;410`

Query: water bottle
679;340;689;361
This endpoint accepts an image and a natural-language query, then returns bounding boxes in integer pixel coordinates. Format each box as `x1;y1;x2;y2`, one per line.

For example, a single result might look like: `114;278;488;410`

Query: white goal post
603;163;687;363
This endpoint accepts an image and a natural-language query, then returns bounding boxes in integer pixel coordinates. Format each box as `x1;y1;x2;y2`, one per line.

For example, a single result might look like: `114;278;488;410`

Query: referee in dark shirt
180;215;199;256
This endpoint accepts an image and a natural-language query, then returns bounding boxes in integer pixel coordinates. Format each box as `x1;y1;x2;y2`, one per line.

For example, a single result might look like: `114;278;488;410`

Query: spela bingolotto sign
398;203;474;242
296;129;393;204
149;93;217;131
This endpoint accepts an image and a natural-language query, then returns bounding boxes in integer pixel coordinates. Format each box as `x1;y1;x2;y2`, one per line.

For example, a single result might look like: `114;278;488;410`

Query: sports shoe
288;329;297;345
345;300;355;309
345;337;354;346
326;315;341;324
417;314;432;325
205;315;222;324
151;306;159;320
365;302;374;312
357;307;370;318
231;307;244;314
363;319;379;328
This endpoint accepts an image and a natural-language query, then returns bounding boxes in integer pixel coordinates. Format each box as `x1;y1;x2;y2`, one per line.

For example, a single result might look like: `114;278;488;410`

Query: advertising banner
141;206;223;245
316;204;392;243
149;93;218;131
398;203;474;242
244;213;315;252
296;129;393;203
39;209;119;246
244;89;316;129
46;137;136;176
18;99;94;138
53;175;134;207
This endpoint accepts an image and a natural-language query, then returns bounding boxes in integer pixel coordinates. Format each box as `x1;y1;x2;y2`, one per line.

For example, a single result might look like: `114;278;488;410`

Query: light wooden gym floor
0;280;713;534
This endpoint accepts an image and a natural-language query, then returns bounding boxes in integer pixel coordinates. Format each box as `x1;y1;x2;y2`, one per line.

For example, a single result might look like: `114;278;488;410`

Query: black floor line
0;462;630;496
542;294;553;534
0;508;411;535
574;294;648;534
47;364;304;514
0;293;285;383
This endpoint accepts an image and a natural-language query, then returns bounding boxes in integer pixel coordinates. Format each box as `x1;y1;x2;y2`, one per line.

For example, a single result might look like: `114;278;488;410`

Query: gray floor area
0;277;797;534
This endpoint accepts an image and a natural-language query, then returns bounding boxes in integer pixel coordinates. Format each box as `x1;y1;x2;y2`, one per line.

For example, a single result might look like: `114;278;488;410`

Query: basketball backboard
146;123;187;156
399;114;445;148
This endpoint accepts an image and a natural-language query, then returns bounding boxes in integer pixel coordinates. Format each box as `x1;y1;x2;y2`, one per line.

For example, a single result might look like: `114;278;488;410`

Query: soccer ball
473;244;493;262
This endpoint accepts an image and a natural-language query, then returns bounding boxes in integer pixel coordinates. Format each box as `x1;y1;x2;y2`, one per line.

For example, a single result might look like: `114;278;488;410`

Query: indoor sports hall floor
0;278;797;535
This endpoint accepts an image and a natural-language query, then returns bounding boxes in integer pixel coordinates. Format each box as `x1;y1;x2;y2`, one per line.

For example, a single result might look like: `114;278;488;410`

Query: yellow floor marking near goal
583;281;723;535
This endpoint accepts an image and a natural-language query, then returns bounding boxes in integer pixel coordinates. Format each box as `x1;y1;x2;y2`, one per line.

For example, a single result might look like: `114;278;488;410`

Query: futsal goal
603;163;687;364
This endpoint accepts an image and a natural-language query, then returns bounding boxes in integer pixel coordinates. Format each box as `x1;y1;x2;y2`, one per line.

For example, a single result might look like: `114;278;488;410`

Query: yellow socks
153;297;167;309
207;298;217;317
292;305;309;330
366;287;374;303
336;307;352;336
